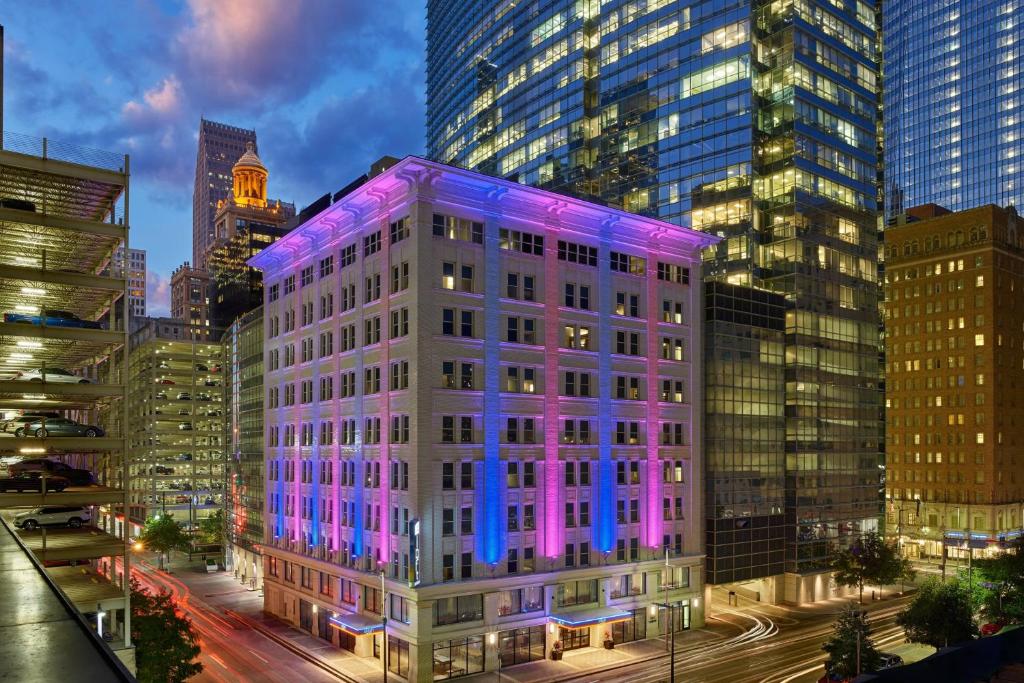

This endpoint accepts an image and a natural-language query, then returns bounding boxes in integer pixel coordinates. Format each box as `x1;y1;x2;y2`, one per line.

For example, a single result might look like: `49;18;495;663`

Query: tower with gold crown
206;140;296;331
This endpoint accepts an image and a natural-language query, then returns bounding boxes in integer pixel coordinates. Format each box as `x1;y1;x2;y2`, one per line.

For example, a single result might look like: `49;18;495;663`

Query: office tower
170;262;212;339
224;306;267;589
126;318;226;529
207;141;295;331
884;204;1024;568
704;282;787;590
193;119;257;270
884;0;1024;219
0;129;134;669
427;0;883;600
110;246;147;317
251;156;713;680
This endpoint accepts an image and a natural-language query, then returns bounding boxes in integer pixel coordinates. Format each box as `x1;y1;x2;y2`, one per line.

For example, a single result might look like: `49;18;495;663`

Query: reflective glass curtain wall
884;0;1024;219
427;0;883;577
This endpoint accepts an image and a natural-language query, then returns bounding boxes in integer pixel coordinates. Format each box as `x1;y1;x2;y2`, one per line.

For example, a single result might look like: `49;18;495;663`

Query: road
126;558;342;683
562;595;914;683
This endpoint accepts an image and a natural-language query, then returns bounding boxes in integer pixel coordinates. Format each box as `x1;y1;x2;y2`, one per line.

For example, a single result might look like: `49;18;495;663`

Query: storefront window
388;636;410;678
611;608;647;644
433;636;484;680
559;626;590;650
498;626;545;667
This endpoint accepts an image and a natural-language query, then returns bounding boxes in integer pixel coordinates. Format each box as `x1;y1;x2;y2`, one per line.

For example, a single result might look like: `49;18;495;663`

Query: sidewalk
164;556;740;683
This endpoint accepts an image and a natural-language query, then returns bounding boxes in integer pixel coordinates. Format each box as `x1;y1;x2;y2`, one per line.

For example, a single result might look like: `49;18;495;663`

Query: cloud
266;61;426;201
146;270;172;317
123;76;183;119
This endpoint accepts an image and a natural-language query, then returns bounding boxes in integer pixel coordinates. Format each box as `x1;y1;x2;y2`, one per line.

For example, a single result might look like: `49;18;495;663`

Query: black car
9;459;95;485
17;417;105;437
0;473;69;492
0;197;37;212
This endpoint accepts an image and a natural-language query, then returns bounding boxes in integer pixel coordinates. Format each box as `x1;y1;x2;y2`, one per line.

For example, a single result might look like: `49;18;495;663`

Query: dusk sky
2;0;425;315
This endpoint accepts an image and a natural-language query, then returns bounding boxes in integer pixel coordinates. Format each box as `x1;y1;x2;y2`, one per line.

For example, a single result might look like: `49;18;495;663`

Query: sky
2;0;426;315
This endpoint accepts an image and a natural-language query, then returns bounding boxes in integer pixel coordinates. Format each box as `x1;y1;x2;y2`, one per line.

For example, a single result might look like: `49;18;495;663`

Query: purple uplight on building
250;156;715;681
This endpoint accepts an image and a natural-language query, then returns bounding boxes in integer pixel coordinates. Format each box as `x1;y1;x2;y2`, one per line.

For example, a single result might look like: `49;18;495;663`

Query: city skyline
0;1;425;315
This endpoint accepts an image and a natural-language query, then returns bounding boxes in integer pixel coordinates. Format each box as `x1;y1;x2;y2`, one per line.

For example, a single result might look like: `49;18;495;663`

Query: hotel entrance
559;626;590;651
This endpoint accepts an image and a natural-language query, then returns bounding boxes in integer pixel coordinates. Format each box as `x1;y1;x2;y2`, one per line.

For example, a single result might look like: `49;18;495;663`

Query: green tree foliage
131;578;203;683
822;603;882;679
973;538;1024;623
829;532;915;603
897;578;978;648
199;509;224;546
138;514;189;569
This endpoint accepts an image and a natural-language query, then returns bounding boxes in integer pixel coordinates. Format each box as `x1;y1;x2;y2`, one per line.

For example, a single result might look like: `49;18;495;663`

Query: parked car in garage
9;458;95;485
12;367;91;384
14;506;91;530
16;417;105;438
3;309;102;330
2;412;60;433
0;473;69;493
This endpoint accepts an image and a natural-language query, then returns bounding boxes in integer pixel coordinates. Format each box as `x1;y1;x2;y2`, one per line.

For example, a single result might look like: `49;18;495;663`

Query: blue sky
2;0;426;315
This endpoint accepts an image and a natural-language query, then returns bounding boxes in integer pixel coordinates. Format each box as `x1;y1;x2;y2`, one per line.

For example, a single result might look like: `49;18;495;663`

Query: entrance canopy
328;611;383;636
549;606;632;630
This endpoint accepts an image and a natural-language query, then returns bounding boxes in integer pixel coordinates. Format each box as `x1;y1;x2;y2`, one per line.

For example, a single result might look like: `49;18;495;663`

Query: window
433;213;483;244
499;228;544;255
460;462;473;488
283;275;295;294
268;283;279;302
300;265;314;287
563;325;591;350
363;230;382;256
663;300;684;324
557;240;598;266
432;637;484;680
461;311;474;337
616;331;641;355
657;262;689;284
461;265;474;292
442;308;455;335
389;216;410;244
391;261;409;293
339;243;357;268
615;291;640;317
318;255;334;278
390;308;409;338
610;251;646;274
558;579;598;607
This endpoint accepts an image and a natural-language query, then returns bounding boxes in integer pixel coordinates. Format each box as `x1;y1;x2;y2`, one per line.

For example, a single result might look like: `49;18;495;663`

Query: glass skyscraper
884;0;1023;218
427;0;883;598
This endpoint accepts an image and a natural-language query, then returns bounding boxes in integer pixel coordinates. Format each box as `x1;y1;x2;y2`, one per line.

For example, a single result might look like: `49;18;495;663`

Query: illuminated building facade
884;204;1024;567
193;119;257;270
126;318;226;528
884;0;1024;219
427;0;884;600
224;306;267;589
704;282;787;591
207;141;294;331
251;157;713;680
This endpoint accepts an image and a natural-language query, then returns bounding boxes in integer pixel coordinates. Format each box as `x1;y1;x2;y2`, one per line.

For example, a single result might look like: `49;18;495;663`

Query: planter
603;640;614;650
551;650;563;661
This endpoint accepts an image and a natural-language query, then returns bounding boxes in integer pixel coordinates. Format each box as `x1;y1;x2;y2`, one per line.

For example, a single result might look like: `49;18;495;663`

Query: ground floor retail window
388;636;410;678
498;625;545;667
660;601;691;633
317;609;332;645
559;626;590;651
299;600;313;632
433;636;484;680
611;608;647;644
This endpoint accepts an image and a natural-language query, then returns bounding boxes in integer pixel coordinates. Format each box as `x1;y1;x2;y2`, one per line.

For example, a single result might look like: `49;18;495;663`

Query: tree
830;532;915;603
198;509;224;546
822;603;882;679
137;514;189;570
897;577;978;648
131;578;203;683
973;538;1024;623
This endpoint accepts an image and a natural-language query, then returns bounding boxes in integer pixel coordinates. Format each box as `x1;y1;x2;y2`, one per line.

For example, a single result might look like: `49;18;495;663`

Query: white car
14;368;91;384
14;506;92;530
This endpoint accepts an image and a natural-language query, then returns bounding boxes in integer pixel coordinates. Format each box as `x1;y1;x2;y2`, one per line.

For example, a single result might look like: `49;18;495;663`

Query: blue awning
328;611;383;635
549;606;632;629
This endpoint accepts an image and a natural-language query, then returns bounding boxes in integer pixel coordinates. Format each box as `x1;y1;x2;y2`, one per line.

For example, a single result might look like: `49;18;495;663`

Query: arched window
903;243;911;256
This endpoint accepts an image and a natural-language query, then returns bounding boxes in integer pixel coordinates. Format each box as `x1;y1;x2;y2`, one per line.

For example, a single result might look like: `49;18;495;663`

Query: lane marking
249;649;269;664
